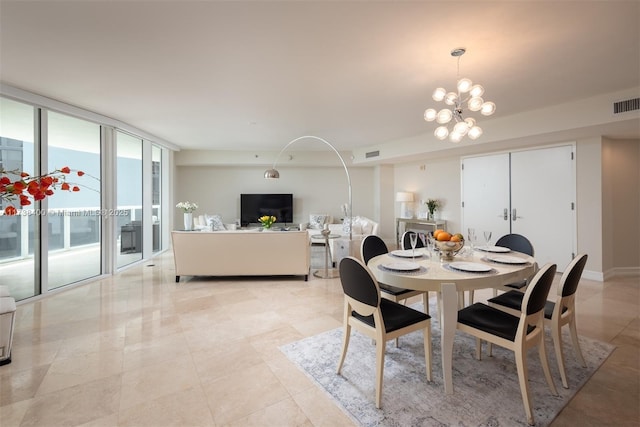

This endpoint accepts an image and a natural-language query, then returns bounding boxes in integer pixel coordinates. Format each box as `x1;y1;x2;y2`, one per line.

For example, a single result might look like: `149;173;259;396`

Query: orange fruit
450;234;462;242
436;231;452;241
433;229;445;238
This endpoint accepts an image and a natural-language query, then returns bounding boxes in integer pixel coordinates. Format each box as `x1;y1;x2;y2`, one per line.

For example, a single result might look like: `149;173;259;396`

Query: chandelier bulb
469;84;484;97
468;96;484;112
453;121;470;136
468;126;483;140
424;108;437;122
436;109;453;124
449;132;463;143
434;126;449;140
481;101;496;116
432;88;446;102
444;92;458;106
457;78;473;93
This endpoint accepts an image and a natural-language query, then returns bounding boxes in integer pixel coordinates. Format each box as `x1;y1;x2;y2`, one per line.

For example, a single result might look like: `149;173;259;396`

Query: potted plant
176;201;198;230
258;215;276;230
425;199;441;221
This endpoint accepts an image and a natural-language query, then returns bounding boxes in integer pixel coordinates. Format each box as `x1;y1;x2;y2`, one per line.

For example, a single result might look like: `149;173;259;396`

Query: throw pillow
206;214;226;231
309;214;329;230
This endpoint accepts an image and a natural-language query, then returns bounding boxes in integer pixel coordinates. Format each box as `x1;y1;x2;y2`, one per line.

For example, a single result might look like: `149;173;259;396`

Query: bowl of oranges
433;230;465;261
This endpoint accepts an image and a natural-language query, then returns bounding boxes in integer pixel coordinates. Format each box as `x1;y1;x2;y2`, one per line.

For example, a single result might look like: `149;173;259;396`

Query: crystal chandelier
424;48;496;143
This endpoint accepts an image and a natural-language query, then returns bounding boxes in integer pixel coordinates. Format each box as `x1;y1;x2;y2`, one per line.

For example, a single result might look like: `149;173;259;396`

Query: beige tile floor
0;248;638;426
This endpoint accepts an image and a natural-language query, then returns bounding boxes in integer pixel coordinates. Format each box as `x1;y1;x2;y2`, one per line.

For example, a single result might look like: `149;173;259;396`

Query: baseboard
603;266;640;281
582;270;604;282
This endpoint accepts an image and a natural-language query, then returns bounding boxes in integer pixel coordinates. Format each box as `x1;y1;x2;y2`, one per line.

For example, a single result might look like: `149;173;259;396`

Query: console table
395;218;447;248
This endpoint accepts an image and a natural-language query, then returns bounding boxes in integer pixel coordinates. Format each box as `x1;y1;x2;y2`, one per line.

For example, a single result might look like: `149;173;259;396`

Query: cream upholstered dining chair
361;235;429;315
336;256;432;408
487;253;589;389
457;263;559;426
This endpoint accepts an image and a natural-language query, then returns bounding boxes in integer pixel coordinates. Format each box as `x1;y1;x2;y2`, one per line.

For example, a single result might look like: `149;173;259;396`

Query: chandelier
424;48;496;142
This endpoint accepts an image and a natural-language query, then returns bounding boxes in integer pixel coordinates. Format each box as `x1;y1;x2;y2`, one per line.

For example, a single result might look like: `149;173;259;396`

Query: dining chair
470;233;536;303
361;235;430;315
457;263;559;426
336;256;432;408
401;231;425;250
495;233;535;291
487;253;588;388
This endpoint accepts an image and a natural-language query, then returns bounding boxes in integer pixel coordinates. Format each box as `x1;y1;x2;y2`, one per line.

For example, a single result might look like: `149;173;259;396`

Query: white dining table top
368;248;537;293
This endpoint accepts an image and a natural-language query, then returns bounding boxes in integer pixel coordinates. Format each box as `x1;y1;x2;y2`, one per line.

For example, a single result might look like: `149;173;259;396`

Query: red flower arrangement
0;166;85;215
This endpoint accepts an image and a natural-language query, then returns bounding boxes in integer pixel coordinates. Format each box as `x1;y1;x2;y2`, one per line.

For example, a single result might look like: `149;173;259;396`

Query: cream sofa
171;230;310;282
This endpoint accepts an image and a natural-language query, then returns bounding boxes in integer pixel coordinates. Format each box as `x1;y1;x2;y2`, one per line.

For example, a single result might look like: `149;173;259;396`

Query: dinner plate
448;262;493;273
475;245;511;253
390;249;423;258
382;261;421;272
486;255;529;265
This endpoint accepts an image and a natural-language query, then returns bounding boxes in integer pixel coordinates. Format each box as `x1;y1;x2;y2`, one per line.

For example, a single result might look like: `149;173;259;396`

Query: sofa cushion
309;214;329;229
205;214;226;231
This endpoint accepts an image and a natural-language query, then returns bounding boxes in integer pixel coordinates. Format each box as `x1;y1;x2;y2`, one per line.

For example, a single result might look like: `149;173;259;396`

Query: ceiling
1;1;639;153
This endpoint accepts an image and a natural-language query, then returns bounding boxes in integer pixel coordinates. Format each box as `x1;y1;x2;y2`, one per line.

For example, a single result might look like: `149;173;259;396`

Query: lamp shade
396;192;414;202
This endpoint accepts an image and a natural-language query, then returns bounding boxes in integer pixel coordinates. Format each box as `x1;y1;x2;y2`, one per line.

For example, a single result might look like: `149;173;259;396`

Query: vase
183;212;193;230
427;211;435;221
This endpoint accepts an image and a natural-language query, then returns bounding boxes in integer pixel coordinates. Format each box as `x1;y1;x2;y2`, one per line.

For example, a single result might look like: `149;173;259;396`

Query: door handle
512;208;523;221
498;208;508;220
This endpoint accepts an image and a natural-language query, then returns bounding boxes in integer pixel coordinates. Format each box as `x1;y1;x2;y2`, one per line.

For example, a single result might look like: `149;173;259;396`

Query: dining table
367;245;537;395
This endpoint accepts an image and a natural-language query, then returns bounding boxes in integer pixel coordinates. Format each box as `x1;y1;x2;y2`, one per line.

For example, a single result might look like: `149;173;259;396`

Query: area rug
280;303;614;427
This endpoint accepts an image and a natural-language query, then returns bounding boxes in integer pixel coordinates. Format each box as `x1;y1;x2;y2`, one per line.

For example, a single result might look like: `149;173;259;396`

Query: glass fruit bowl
434;239;465;261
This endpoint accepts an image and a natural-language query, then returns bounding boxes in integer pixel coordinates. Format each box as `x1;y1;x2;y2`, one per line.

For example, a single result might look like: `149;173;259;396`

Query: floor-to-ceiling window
0;98;37;300
46;111;102;289
116;131;143;268
152;144;162;253
1;89;171;301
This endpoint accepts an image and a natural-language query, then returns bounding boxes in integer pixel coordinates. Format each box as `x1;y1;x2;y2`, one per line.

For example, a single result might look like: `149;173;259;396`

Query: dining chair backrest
522;263;557;316
496;233;535;256
361;234;389;264
339;256;380;311
559;253;588;298
401;231;425;250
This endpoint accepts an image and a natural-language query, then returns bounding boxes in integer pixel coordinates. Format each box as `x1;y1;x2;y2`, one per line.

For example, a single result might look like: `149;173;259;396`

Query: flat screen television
240;193;293;227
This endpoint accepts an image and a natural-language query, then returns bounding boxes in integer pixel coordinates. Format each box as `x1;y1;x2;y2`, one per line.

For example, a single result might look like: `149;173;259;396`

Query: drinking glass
484;231;492;247
409;232;418;259
467;228;476;249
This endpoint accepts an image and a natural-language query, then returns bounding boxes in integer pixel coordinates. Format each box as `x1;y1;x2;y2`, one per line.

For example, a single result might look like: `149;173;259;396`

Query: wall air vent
365;150;380;158
613;97;640;114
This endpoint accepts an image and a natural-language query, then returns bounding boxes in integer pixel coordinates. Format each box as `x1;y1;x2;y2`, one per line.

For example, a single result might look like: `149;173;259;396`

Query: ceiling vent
365;150;380;158
613;97;640;114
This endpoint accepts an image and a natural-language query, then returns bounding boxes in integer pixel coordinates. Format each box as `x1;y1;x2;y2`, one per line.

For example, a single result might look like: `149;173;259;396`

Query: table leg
440;282;458;394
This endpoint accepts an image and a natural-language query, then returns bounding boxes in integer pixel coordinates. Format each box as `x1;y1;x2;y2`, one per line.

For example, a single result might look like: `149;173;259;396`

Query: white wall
175;165;376;229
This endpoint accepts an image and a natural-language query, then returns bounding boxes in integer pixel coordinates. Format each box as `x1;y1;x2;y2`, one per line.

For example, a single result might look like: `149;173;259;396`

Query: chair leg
375;337;385;408
422;292;430;315
469;289;475;304
551;321;569;388
569;317;587;367
488;342;493;357
475;338;482;360
422;326;432;382
539;335;559;396
514;349;535;426
337;324;351;374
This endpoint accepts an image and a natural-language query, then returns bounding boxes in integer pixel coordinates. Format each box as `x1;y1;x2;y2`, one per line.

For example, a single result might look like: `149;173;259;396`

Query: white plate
476;245;511;253
486;255;529;265
449;262;493;273
382;261;421;272
390;249;423;258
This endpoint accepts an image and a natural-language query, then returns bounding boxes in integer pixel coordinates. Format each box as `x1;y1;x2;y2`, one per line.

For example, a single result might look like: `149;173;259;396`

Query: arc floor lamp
264;135;353;242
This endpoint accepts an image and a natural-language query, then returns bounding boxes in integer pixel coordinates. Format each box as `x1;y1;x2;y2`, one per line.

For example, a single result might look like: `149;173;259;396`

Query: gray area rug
280;302;614;427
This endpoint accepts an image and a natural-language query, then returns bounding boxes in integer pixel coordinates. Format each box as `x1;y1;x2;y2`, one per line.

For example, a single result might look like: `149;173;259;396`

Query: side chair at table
488;253;589;388
361;234;430;315
457;263;559;426
336;256;432;408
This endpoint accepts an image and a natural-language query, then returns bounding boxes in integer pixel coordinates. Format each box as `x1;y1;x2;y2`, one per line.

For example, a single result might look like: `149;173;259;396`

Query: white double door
461;145;576;271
